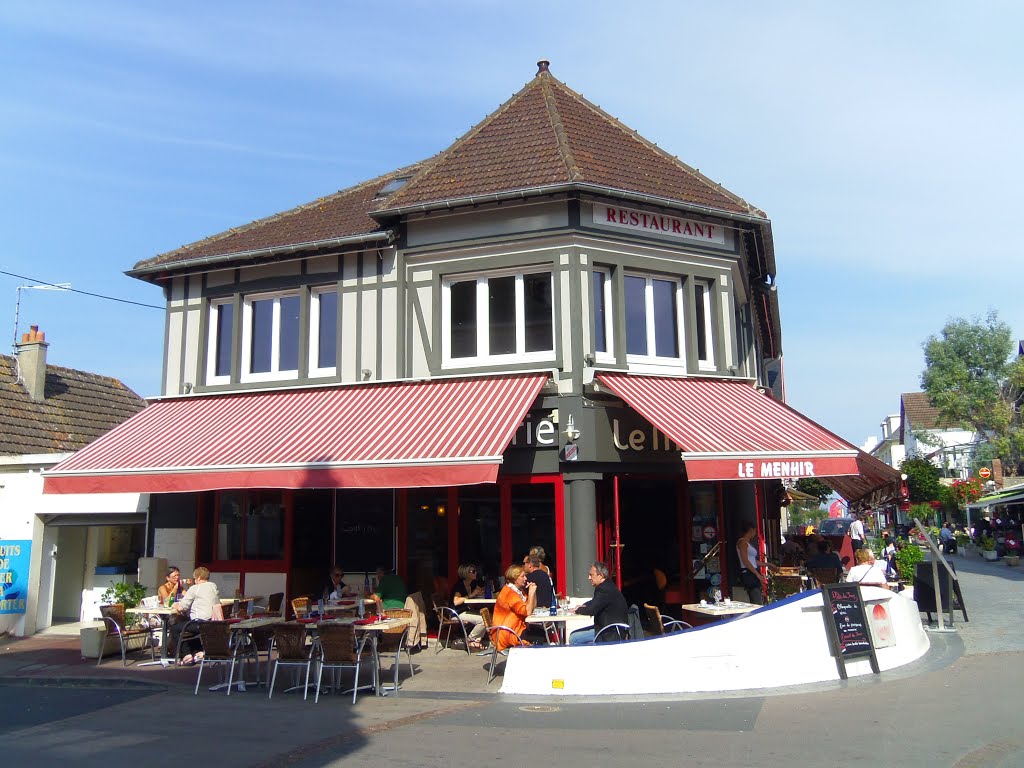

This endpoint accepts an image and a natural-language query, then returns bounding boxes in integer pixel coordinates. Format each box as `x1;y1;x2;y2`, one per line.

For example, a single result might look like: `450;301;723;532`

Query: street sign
979;467;991;479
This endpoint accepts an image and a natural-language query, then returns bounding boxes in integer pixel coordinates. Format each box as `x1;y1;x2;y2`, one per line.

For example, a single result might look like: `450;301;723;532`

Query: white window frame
309;286;338;378
624;271;686;372
206;298;234;385
593;267;615;364
441;266;556;368
240;290;300;383
694;279;716;371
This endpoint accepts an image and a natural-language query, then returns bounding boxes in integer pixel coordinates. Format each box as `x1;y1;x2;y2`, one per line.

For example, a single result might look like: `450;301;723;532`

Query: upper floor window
694;280;715;370
207;299;234;385
309;287;338;377
442;268;554;366
241;291;300;382
592;268;614;361
624;273;683;365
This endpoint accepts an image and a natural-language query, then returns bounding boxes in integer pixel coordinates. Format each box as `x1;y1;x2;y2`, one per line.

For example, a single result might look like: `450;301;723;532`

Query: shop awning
595;373;862;482
43;374;548;494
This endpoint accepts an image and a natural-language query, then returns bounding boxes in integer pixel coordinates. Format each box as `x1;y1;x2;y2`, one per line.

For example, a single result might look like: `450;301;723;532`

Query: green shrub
895;545;925;582
100;581;148;609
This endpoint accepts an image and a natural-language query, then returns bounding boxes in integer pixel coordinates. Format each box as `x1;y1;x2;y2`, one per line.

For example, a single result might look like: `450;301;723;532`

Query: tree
921;311;1024;475
900;454;943;503
794;478;833;505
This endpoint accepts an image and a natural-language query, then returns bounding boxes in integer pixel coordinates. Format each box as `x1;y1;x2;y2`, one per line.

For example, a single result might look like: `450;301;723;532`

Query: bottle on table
549;591;557;616
484;580;492;600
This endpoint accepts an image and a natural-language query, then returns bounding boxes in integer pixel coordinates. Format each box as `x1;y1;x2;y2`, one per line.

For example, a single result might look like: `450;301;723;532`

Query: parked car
818;517;854;536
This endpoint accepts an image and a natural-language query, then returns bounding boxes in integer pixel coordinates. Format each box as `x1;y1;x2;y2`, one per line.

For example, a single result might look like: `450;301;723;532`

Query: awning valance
44;374;547;494
595;373;862;482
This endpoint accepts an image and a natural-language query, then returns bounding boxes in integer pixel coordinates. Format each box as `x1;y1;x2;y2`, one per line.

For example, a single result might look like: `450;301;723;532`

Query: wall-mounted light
361;368;373;381
436;504;446;518
564;413;581;442
183;382;193;394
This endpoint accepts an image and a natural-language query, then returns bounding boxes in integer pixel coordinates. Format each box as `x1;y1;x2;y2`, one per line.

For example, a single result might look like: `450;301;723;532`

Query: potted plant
980;534;998;561
1004;537;1020;566
81;580;150;660
895;543;925;584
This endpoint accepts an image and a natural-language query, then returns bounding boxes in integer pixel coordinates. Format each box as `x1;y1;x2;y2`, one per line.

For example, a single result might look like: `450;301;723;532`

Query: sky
1;1;1021;449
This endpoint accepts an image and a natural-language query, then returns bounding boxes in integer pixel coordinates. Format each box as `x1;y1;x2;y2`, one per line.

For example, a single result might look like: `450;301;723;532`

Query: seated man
805;538;843;571
569;561;628;645
371;566;407;613
321;565;356;602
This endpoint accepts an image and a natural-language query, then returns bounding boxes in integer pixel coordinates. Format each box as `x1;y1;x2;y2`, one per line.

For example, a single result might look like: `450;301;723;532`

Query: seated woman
157;565;190;606
845;548;890;588
170;566;221;664
449;563;487;650
491;564;536;652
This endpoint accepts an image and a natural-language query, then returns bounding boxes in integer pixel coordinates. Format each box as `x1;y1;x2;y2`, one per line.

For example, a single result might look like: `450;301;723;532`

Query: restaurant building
44;62;900;607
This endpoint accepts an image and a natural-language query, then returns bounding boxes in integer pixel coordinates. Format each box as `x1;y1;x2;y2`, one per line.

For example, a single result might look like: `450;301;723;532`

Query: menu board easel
821;583;880;679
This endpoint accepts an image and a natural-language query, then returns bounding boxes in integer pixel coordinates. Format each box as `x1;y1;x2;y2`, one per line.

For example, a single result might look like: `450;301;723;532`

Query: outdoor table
126;605;177;666
317;598;374;614
681;601;760;626
209;615;285;692
461;598;497;606
524;609;592;645
325;616;413;695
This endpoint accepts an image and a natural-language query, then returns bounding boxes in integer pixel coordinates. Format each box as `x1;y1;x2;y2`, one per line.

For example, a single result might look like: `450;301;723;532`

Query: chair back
272;624;310;662
197;621;234;660
316;623;358;664
479;606;492;630
221;600;240;619
594;622;630;643
807;567;841;588
378;609;412;652
643;603;664;635
267;592;285;616
99;604;126;634
291;596;310;619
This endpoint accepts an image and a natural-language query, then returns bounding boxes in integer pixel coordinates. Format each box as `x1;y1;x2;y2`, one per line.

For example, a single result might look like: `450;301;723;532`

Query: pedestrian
849;510;867;551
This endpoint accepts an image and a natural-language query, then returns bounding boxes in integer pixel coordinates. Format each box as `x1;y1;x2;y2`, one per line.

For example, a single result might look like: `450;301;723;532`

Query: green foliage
980;534;996;552
100;580;148;609
793;478;833;505
895;544;925;582
900;456;943;503
920;311;1024;475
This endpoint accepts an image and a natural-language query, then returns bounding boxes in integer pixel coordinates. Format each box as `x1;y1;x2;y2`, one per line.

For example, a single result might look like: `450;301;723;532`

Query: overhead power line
0;268;163;310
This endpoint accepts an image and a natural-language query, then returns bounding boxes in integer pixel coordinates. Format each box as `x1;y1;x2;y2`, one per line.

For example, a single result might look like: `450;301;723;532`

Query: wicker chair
267;623;313;700
313;623;375;703
807;567;843;589
193;621;258;695
485;624;524;685
433;602;471;655
642;603;691;635
376;609;414;693
768;574;804;602
97;603;156;667
291;596;310;619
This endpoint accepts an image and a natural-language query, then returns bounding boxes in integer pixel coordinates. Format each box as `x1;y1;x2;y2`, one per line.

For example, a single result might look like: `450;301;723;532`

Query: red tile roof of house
132;62;766;277
901;391;958;431
0;354;147;456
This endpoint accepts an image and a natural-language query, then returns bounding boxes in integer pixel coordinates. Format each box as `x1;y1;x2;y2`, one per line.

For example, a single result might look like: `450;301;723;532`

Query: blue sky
1;1;1021;447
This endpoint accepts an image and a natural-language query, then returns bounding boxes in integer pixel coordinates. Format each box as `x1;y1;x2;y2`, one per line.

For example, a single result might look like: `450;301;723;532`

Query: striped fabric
44;374;547;494
595;373;861;482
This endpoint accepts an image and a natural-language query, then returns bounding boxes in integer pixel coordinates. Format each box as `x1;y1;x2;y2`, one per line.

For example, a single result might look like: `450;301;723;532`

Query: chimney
16;324;48;401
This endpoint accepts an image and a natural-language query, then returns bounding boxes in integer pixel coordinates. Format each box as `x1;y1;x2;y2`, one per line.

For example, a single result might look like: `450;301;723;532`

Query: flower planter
1005;555;1020;567
982;550;999;561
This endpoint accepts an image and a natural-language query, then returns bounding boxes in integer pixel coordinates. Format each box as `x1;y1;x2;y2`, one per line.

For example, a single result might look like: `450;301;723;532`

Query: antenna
13;282;71;352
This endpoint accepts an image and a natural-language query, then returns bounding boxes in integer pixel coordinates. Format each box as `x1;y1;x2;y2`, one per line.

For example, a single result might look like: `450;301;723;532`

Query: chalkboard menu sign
821;583;879;678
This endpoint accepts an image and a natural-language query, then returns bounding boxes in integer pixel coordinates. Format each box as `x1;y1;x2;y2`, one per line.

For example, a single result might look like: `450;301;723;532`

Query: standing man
568;561;628;645
849;510;867;551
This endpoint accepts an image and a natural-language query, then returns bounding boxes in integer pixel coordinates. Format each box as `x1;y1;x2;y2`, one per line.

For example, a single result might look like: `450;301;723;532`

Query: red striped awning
595;373;861;482
43;374;547;494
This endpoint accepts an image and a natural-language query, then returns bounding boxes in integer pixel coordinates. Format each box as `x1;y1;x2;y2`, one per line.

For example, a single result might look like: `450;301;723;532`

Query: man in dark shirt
524;556;554;608
569;561;628;644
805;538;843;571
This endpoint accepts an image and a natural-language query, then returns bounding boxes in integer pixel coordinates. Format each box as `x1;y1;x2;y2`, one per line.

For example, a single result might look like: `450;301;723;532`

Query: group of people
319;565;408;614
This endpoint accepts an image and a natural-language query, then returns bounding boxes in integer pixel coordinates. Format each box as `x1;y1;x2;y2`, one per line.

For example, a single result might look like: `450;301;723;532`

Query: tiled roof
901;392;958;431
133;64;765;276
131;160;433;274
382;68;763;217
0;354;147;456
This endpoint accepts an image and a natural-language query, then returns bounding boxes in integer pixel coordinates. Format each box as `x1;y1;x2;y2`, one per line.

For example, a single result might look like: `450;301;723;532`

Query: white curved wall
500;588;929;696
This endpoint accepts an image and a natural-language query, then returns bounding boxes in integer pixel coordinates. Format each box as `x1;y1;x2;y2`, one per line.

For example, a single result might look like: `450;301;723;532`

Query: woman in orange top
491;564;537;652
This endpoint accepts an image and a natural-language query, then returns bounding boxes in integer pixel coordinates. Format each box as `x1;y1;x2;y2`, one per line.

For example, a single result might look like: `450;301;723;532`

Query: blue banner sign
0;540;31;614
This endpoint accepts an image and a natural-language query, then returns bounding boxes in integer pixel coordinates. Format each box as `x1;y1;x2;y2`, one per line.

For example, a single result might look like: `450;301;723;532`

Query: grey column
567;477;597;597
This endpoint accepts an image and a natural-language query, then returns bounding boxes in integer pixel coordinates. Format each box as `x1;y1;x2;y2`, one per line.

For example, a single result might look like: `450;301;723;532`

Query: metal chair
313;623;375;703
266;592;285;617
433;603;471;654
193;621;259;695
642;603;691;635
267;623;313;700
97;603;157;667
485;624;524;685
376;609;415;693
593;622;631;643
175;618;203;665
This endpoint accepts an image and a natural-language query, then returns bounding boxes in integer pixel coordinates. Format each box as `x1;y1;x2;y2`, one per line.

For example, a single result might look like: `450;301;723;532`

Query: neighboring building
900;392;980;478
870;414;906;470
44;62;899;607
0;326;147;636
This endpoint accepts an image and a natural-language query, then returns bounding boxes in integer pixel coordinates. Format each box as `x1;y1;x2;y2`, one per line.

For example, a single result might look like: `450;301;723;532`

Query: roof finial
536;59;550;75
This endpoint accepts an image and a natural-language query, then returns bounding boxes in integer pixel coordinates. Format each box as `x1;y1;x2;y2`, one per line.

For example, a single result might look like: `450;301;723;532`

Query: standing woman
736;521;766;604
491;564;537;652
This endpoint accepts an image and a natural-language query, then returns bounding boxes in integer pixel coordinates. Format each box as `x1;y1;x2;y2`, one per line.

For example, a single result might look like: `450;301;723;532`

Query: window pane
652;279;679;357
450;281;477;358
279;295;300;372
488;276;516;355
246;494;285;560
317;291;338;369
523;273;553;353
217;492;244;560
250;299;274;373
214;303;233;377
625;275;648;355
694;283;708;362
593;272;607;354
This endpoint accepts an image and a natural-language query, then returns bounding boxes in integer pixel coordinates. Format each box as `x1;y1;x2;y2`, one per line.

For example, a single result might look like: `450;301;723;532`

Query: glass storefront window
213;490;284;561
458;486;501;585
511;483;555;578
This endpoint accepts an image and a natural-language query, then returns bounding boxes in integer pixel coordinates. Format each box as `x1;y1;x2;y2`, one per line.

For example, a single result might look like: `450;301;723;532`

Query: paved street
1;551;1020;768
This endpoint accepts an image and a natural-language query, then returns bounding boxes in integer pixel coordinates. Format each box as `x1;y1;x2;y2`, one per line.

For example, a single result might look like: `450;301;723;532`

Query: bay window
625;273;683;364
206;298;234;384
592;268;614;360
694;280;715;369
241;291;300;381
309;287;338;376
